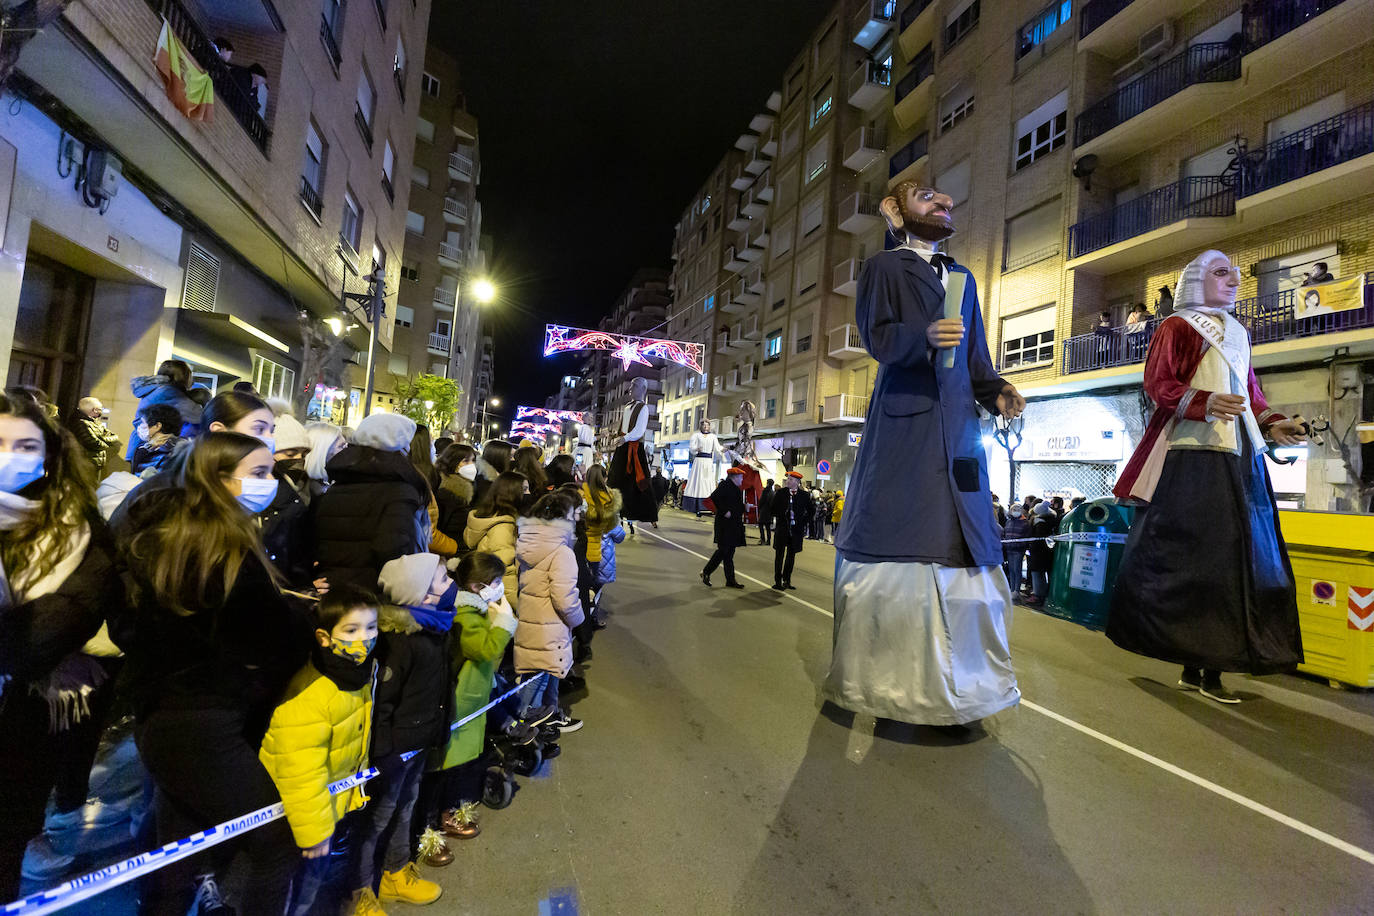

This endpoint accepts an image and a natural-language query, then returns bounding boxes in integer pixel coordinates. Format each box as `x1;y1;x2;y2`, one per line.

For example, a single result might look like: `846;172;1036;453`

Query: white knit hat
273;414;310;453
378;553;441;606
353;413;416;453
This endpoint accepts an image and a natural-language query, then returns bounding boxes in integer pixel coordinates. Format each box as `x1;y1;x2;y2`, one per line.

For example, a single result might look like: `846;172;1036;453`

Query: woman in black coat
1026;503;1058;604
700;468;747;589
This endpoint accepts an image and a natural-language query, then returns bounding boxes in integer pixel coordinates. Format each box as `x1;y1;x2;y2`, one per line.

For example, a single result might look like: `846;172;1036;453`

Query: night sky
430;1;836;412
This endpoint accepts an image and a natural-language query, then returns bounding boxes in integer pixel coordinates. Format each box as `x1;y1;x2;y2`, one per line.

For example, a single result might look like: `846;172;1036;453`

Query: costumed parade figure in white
1108;250;1306;703
572;421;596;473
681;418;723;516
826;180;1026;727
607;376;660;529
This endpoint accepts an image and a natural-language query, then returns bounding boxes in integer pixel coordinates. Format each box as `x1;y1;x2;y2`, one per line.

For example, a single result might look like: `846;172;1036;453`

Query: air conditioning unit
1138;21;1175;60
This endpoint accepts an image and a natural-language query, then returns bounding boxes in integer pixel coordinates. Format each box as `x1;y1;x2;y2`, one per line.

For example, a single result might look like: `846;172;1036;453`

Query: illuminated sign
544;325;705;373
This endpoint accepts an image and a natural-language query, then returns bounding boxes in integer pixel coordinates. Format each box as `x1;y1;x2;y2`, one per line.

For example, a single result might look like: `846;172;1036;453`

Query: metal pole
361;268;385;419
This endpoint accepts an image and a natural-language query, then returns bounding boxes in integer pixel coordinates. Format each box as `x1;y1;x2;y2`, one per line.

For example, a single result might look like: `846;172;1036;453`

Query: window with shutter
181;242;220;312
1003;197;1062;271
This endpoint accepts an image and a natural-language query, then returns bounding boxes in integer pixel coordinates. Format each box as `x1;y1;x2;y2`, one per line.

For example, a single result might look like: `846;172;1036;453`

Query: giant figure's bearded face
879;182;956;243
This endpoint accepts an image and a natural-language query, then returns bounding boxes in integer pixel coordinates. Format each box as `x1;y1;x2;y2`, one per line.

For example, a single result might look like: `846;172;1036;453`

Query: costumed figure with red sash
607;376;660;528
1109;250;1307;704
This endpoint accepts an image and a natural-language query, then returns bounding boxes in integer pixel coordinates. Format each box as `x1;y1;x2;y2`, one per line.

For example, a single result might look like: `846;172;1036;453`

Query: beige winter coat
464;511;518;612
513;517;584;677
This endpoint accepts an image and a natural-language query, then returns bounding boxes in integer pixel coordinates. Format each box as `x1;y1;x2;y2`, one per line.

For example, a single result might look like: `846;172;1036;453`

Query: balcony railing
444;198;468;222
433;286;456;305
145;0;269;152
1235;282;1374;348
428;332;451;352
298;176;323;219
1075;42;1241;146
449;151;474;182
1239;101;1374;198
1246;0;1350;51
1068;176;1235;258
380;173;394;204
888;131;929;178
1079;0;1131;38
355;105;374;151
823;393;870;423
900;0;937;31
893;45;935;103
1062;319;1161;374
320;14;343;68
438;241;462;264
393;66;406;102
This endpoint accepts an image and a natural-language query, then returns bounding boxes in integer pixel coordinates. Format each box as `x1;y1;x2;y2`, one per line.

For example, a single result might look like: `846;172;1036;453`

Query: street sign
816;474;831;481
847;432;863;447
816;459;831;475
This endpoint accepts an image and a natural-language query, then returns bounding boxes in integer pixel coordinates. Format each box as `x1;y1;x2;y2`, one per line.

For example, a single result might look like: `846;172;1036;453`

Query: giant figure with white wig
1110;250;1306;703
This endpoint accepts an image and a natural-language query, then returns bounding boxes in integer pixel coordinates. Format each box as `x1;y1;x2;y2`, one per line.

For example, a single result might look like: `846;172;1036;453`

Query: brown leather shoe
441;808;481;839
421;842;454;867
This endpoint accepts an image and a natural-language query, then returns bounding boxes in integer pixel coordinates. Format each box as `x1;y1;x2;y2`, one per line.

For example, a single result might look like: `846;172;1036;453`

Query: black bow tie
930;252;955;277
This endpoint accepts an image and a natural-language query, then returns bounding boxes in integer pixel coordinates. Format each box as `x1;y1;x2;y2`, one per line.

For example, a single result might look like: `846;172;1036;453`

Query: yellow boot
349;887;388;916
378;862;442;905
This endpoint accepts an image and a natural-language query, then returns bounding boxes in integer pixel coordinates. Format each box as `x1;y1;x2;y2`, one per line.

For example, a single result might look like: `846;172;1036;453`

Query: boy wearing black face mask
259;584;379;916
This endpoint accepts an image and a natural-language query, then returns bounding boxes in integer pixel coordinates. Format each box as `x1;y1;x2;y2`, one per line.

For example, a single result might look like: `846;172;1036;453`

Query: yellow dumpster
1280;510;1374;688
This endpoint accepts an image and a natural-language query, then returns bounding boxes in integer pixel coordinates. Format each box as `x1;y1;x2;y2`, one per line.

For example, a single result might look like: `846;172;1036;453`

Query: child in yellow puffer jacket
260;583;379;916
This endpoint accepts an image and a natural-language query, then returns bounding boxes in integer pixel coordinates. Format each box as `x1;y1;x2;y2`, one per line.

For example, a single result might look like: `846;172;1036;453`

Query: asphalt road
420;509;1374;915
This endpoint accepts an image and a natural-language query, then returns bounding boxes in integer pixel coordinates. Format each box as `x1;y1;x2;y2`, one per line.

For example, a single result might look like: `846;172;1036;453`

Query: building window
764;330;783;362
411;164;429;188
800;195;824;236
787;375;809;415
405;210;425;235
416;117;435;144
400;259;419;282
786;64;805;103
805;137;828;183
300;121;326;216
381;139;395;202
704;294;715;312
252;355;297;402
945;0;980;50
796;254;819;296
1014;90;1067;171
999;305;1055;369
793;315;813;354
775;165;798;210
811;79;833;127
371;238;386;274
393;38;407;96
770;273;790;312
701;194;711;214
939;82;975;133
764;390;777;419
814;20;837;67
781;116;802;159
341;188;362;251
356;69;376;134
1003;197;1062;271
772;217;794;260
936;158;972;207
421;71;440;98
395;305;415;328
1017;2;1072;59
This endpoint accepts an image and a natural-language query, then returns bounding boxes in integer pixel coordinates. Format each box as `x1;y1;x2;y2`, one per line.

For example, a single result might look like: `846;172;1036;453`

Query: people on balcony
1301;262;1334;286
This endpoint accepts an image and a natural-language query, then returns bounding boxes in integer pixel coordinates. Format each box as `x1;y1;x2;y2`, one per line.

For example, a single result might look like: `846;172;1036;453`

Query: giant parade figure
680;418;724;517
827;180;1025;727
1109;249;1306;703
607;376;659;529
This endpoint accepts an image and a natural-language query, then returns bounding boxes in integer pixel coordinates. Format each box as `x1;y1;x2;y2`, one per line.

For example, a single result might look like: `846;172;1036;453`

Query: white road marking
639;523;1374;869
637;527;833;618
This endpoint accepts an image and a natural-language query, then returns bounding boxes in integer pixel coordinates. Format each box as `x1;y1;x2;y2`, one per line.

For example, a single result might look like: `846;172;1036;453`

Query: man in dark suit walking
701;466;748;589
768;471;814;590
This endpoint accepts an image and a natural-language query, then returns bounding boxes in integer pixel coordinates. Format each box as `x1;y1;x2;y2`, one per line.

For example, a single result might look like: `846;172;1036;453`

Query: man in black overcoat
701;466;748;589
768;471;814;590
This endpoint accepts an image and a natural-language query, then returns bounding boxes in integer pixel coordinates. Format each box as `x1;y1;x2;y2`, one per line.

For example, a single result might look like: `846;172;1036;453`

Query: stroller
481;670;561;809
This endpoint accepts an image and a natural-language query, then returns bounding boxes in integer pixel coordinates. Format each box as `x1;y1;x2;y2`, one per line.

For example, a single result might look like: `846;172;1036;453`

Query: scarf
405;603;456;634
0;492;106;731
311;644;376;691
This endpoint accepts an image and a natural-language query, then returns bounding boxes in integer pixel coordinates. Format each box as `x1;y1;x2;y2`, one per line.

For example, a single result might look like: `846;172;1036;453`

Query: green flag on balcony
154;19;215;122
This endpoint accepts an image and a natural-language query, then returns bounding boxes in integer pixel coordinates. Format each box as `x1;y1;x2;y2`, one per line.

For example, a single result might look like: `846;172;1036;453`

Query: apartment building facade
383;43;490;433
1;0;428;443
663;0;1373;513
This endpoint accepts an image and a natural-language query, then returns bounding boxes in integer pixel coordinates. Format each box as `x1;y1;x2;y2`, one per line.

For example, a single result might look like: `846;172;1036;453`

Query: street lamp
473;278;496;303
480;396;501;441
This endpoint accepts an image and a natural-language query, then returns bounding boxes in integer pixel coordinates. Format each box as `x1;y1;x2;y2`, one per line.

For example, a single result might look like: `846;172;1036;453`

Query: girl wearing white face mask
0;395;124;901
118;431;307;913
434;442;477;545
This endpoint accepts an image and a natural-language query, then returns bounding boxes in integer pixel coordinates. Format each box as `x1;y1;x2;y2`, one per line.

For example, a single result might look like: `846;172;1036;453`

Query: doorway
7;254;94;414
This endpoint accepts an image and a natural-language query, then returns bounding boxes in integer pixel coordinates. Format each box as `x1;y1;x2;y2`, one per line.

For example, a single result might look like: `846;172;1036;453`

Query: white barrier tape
3;671;548;915
1001;531;1129;546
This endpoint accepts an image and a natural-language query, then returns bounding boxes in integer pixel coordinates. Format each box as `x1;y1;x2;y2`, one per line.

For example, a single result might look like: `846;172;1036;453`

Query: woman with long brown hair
464;470;528;614
118;431;309;914
0;393;121;900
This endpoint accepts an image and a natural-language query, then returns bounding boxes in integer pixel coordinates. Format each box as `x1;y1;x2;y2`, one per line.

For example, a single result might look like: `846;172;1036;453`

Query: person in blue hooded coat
826;180;1026;727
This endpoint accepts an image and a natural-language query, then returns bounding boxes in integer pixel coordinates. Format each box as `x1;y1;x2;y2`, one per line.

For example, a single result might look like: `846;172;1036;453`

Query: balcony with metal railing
754;169;775;204
721;287;750;314
747;220;770;253
843;125;886;172
847;60;892;112
1236;100;1374;227
899;0;939;59
888;131;929;183
745;143;770;176
854;0;898;50
1067;176;1235;272
743;186;768;218
443;198;468;224
828;324;867;360
1062;319;1160;375
298;176;323;221
320;12;343;70
354;105;374;152
428;332;452;354
727;200;753;233
433;286;456;305
892;44;935;131
823;394;870;424
725;246;749;273
746;264;766;294
437;242;463;268
449;151;475;183
838;193;882;235
833;258;863;297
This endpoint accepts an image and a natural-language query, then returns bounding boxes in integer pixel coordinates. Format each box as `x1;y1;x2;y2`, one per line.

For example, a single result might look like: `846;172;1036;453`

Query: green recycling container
1041;498;1138;631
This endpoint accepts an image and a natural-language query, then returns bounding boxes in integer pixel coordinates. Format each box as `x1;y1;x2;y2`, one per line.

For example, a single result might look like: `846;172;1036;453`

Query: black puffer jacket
371;604;452;762
311;446;430;588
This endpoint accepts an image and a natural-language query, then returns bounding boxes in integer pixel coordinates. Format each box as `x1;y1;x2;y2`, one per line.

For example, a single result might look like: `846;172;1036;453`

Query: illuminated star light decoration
544;325;704;374
511;407;587;447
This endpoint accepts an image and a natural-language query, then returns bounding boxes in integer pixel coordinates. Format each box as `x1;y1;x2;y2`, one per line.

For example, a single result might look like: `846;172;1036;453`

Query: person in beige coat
513;491;585;727
461;470;526;612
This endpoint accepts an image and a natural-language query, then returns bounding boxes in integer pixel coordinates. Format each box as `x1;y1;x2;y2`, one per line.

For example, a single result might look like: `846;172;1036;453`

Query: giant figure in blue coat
826;181;1027;727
